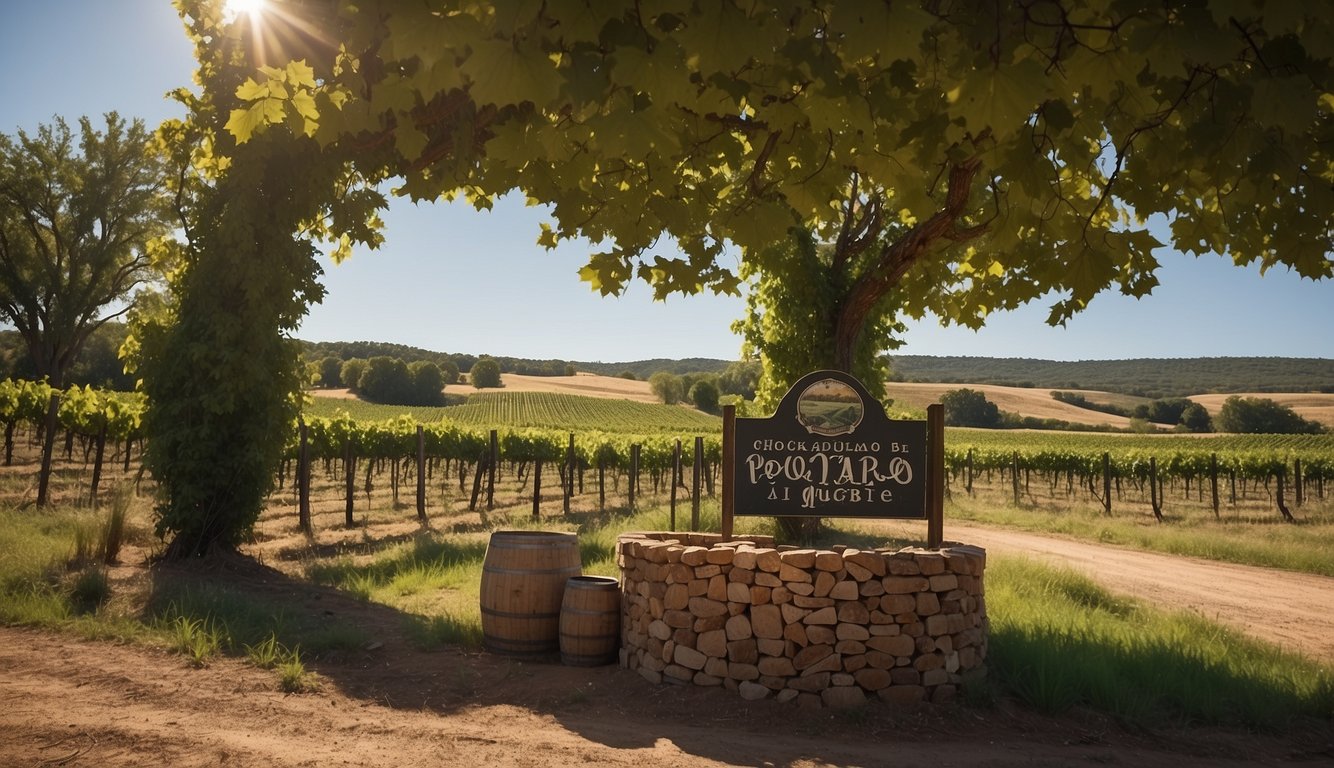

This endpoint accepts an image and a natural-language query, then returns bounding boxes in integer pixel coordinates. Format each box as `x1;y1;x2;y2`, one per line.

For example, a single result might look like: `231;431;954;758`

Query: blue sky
3;1;1330;364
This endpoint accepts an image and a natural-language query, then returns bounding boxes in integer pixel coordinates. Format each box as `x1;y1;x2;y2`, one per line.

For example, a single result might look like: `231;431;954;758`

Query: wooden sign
722;370;944;546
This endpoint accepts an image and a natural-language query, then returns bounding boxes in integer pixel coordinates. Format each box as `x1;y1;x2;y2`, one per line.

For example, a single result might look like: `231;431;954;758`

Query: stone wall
617;531;987;709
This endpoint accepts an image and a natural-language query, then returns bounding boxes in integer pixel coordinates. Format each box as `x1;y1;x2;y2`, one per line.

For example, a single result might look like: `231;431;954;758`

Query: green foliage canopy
469;356;501;389
222;1;1331;360
648;371;685;405
941;388;1002;428
689;378;721;415
1215;396;1325;434
0;114;171;389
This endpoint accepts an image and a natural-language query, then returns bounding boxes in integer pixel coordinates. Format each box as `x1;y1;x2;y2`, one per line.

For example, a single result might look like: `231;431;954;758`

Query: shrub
690;379;721;414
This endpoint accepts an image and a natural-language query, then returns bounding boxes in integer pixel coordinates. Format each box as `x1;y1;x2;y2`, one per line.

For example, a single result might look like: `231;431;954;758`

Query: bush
690;379;721;414
618;371;637;380
470;357;502;389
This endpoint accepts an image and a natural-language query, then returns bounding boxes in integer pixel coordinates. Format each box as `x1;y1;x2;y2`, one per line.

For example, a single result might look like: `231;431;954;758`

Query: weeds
277;648;318;693
246;632;320;692
100;486;131;564
68;566;111;611
166;615;222;668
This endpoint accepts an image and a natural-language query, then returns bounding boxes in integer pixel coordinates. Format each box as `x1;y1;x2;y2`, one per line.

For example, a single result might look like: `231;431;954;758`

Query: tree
408;360;445;405
339;358;367;393
690;379;721;415
1133;398;1195;425
1178;402;1212;433
358;356;411;403
470;357;502;389
153;0;1334;554
210;0;1331;371
0;114;169;389
940;389;1002;428
439;358;460;386
736;231;906;410
1215;396;1324;434
718;361;761;401
317;356;342;388
648;372;685;405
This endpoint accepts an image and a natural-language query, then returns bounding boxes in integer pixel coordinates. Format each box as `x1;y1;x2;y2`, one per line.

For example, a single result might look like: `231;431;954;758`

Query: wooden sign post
722;371;945;548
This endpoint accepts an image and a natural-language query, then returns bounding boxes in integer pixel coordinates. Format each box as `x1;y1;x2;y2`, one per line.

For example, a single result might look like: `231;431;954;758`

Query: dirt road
935;524;1334;662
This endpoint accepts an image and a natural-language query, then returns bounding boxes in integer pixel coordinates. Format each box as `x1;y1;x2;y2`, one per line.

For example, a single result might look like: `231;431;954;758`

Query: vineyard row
4;379;1330;520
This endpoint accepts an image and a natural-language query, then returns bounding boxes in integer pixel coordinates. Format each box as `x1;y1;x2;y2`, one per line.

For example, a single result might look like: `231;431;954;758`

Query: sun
222;0;268;24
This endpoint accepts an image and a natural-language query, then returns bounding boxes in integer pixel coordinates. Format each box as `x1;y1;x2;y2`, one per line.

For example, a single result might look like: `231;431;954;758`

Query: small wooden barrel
559;575;621;667
480;530;581;656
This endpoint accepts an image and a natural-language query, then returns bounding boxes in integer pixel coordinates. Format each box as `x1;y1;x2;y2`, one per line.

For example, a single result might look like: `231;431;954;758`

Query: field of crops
305;391;721;434
6;379;1331;522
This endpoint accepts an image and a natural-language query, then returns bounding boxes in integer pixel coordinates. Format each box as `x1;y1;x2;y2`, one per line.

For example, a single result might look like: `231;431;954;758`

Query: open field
315;373;1334;430
885;382;1142;427
447;372;659;402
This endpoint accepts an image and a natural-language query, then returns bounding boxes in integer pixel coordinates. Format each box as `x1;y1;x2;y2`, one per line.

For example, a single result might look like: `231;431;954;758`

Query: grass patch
984;556;1334;728
164;614;223;668
245;632;320;692
946;494;1334;576
147;579;369;657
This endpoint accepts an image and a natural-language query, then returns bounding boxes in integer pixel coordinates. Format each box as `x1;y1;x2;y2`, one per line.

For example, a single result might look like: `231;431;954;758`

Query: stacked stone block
617;531;987;709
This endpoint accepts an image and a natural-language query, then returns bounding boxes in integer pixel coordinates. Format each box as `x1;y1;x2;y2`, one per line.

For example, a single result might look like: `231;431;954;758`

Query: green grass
147;579;369;657
945;494;1334;576
0;506;146;638
984;556;1334;728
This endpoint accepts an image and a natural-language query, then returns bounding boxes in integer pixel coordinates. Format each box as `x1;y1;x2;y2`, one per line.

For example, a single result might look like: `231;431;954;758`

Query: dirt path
938;524;1334;663
0;625;1320;768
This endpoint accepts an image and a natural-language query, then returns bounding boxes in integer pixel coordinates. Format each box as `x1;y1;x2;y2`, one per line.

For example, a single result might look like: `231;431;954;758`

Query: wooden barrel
480;530;581;656
559;575;621;667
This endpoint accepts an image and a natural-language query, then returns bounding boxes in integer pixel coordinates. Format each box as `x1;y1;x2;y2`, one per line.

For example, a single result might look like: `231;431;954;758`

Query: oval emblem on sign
795;378;864;436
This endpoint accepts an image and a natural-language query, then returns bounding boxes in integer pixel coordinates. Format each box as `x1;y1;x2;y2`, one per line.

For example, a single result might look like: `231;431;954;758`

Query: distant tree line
300;340;576;379
645;361;761;415
1052;391;1212;432
889;355;1334;399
